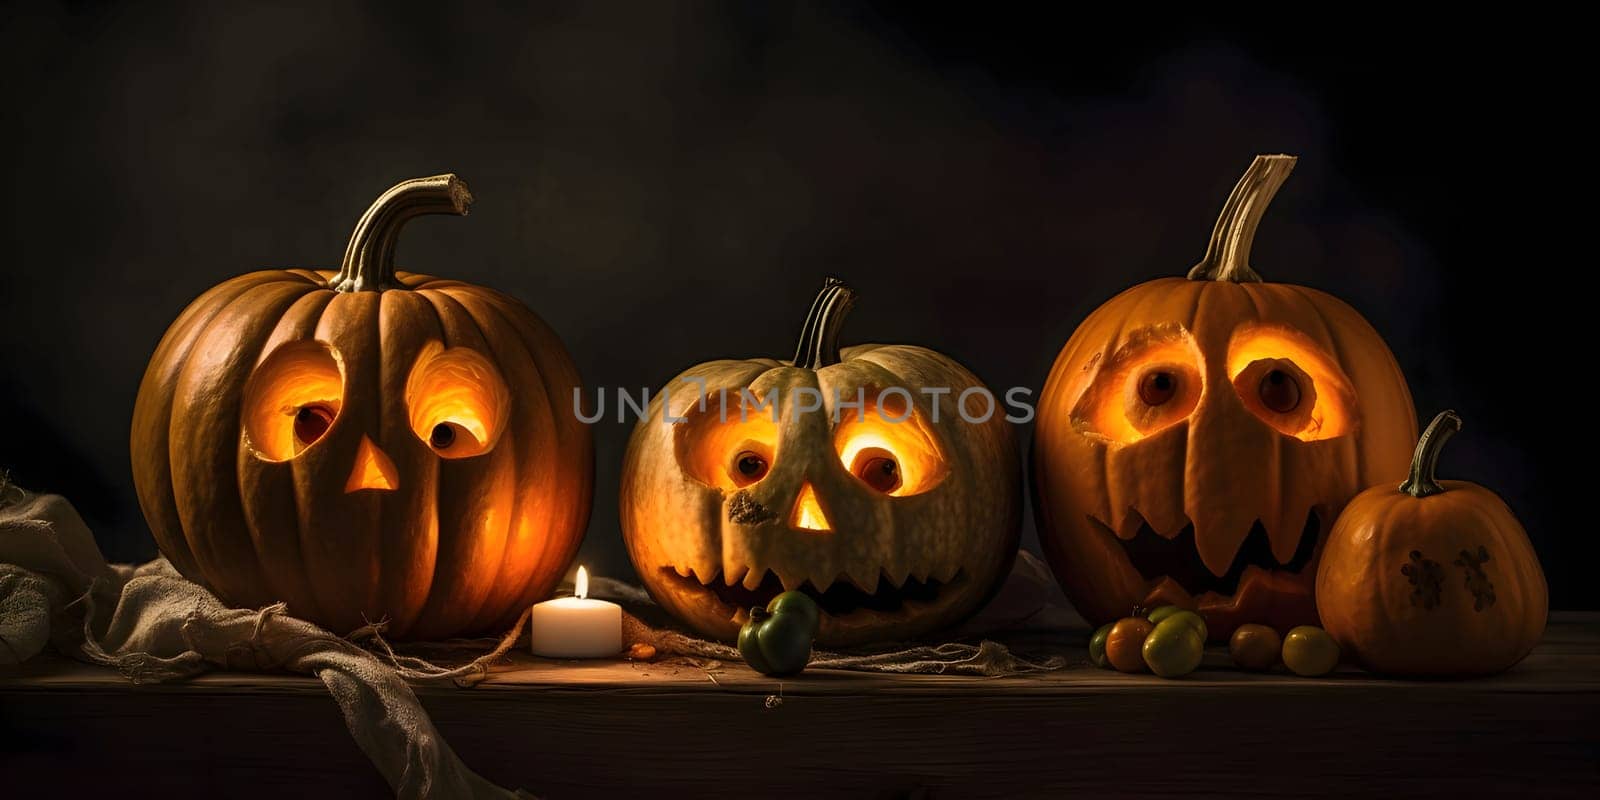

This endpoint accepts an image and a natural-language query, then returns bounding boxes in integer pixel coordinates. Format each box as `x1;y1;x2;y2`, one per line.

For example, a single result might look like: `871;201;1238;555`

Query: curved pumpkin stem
1187;154;1297;284
792;277;857;370
1399;410;1463;498
331;174;475;293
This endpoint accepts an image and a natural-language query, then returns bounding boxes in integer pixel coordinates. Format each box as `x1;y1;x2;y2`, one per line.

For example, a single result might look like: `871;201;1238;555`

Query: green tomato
1146;605;1182;624
1282;625;1340;677
1147;606;1207;642
1164;610;1208;643
738;591;821;676
1142;616;1205;678
767;590;821;634
1088;622;1115;668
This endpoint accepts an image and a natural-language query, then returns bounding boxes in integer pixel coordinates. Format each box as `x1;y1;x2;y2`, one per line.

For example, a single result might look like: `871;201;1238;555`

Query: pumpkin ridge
373;289;444;635
133;273;283;580
277;268;328;285
172;280;314;607
452;292;552;631
275;290;341;623
441;291;528;627
167;280;308;597
238;287;338;623
463;290;594;623
408;287;510;633
299;291;389;630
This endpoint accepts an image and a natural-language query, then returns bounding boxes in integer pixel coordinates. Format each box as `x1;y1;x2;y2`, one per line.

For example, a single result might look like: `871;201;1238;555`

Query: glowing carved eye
852;447;902;494
1069;327;1203;445
731;449;770;486
405;341;510;459
1137;370;1178;406
293;405;335;446
676;391;780;492
833;391;946;497
1228;325;1356;440
1258;368;1301;413
243;341;344;461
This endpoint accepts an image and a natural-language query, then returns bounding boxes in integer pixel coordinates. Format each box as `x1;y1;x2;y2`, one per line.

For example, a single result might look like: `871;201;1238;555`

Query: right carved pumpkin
1317;411;1547;677
1032;155;1418;640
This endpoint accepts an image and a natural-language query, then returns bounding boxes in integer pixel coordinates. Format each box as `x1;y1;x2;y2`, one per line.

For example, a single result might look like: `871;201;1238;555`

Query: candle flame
575;565;589;600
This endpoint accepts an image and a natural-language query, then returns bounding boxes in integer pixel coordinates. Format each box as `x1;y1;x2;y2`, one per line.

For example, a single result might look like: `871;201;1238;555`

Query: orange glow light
1072;334;1200;445
676;398;780;491
790;483;831;532
346;436;399;492
1226;325;1356;440
244;341;344;462
832;397;947;496
406;341;511;457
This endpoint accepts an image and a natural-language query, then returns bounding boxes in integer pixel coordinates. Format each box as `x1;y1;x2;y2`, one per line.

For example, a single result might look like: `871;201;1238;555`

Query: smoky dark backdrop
1;3;1587;606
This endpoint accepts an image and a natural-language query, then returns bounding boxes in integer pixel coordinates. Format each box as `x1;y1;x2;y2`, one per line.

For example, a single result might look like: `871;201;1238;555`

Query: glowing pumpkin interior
243;340;345;462
673;387;950;527
674;398;782;492
1226;324;1355;440
1071;323;1357;444
832;392;947;497
405;341;512;458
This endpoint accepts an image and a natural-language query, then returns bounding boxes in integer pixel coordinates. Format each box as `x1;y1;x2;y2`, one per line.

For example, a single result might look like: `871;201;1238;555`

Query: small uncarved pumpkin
621;278;1022;647
131;175;594;639
1317;411;1547;677
1032;155;1418;639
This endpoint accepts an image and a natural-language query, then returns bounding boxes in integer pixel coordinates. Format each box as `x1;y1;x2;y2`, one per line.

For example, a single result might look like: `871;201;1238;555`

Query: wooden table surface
3;613;1597;799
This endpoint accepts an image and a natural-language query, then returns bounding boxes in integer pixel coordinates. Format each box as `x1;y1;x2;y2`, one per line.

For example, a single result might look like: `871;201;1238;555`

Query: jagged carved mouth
1104;510;1323;598
663;567;963;617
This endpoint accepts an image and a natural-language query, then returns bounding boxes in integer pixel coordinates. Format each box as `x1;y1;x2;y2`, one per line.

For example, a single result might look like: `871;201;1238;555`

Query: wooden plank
1;614;1597;798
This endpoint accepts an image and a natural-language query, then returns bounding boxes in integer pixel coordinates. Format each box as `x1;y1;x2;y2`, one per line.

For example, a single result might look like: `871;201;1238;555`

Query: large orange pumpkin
1317;411;1547;676
1032;155;1417;639
620;278;1022;647
131;175;593;639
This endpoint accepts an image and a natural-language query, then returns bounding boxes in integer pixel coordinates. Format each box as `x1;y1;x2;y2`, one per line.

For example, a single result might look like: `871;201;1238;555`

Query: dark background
1;3;1586;606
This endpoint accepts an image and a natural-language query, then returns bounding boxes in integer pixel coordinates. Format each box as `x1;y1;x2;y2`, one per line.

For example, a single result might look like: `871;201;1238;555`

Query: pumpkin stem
1399;410;1463;498
331;174;475;293
791;277;857;370
1187;154;1297;284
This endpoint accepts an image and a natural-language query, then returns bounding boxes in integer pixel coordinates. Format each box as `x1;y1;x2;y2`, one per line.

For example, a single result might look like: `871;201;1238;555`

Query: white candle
529;566;623;658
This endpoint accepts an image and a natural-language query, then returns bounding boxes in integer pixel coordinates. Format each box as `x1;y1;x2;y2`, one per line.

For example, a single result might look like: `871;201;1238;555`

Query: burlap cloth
0;481;1083;798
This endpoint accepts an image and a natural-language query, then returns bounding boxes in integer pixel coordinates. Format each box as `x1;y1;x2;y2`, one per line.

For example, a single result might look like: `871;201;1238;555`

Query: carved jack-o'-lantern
1032;155;1418;638
131;175;594;639
621;279;1021;647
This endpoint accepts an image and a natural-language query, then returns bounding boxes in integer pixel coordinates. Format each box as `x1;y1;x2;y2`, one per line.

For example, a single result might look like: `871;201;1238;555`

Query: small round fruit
1089;622;1115;669
1229;624;1282;671
1105;618;1154;673
1282;625;1340;677
1146;605;1181;624
1149;608;1207;642
767;590;822;636
1143;616;1205;678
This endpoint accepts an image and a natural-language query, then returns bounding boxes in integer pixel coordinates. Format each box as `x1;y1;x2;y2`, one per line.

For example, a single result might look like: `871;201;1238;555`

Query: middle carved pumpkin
1033;155;1418;639
621;278;1022;647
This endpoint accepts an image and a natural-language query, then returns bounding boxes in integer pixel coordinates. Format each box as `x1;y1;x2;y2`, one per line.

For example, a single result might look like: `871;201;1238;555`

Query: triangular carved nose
346;436;398;493
789;482;831;532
